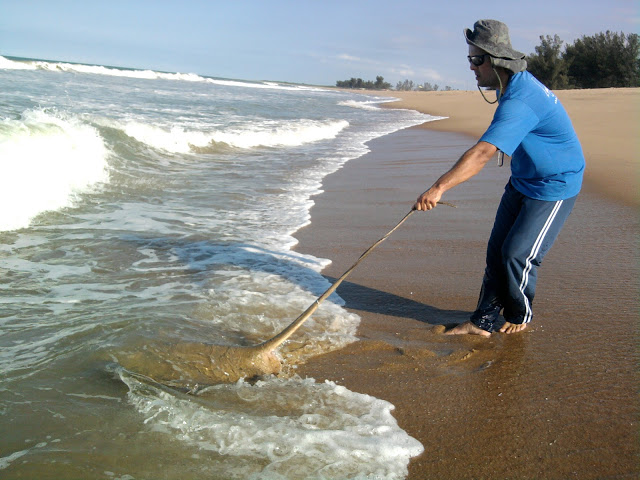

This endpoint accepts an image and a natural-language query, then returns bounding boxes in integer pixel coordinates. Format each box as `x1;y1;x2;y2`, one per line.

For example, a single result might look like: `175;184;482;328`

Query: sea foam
120;370;424;479
0;62;431;478
338;99;386;111
106;118;349;154
0;109;109;231
0;56;37;70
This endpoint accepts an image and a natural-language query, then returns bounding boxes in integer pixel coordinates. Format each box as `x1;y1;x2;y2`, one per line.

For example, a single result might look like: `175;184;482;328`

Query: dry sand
294;88;639;479
378;88;639;207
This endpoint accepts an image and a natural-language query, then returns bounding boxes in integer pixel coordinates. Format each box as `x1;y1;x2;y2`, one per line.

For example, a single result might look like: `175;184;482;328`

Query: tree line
527;31;639;89
336;76;454;91
336;30;639;91
335;76;392;90
394;80;454;91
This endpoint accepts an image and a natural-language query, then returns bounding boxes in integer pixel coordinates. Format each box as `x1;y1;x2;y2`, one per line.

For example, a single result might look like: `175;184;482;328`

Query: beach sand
294;89;639;479
378;87;639;208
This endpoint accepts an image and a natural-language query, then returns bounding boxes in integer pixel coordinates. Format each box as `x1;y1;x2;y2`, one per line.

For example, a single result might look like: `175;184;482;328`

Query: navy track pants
470;180;577;333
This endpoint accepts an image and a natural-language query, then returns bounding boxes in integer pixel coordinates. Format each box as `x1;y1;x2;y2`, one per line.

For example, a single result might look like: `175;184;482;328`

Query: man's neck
497;69;512;90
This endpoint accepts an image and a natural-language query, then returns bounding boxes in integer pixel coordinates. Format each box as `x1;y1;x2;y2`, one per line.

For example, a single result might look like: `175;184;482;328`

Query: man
415;19;585;336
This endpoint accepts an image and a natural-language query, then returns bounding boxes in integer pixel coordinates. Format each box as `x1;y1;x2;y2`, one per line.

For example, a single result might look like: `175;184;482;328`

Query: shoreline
294;89;639;478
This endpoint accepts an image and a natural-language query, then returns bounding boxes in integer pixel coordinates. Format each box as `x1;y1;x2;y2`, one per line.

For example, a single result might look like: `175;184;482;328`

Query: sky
1;0;638;89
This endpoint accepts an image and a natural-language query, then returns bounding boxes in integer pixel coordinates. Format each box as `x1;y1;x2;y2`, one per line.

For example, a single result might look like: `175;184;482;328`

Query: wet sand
294;91;639;478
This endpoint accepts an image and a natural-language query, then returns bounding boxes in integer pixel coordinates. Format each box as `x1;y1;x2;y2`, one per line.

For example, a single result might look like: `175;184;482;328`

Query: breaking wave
0;108;109;231
0;56;326;91
98;117;350;154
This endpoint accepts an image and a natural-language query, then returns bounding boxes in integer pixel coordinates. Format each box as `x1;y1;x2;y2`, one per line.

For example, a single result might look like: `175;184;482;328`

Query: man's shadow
320;275;470;327
122;235;469;329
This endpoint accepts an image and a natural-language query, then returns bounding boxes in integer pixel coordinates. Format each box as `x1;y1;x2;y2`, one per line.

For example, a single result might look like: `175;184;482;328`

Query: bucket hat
464;19;527;73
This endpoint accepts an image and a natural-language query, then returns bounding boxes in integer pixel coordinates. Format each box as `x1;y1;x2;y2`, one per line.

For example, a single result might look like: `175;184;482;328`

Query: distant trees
374;75;392;89
336;76;454;91
566;31;640;88
526;34;569;89
336;30;638;92
417;82;439;91
394;80;453;91
395;79;415;91
527;31;639;89
336;75;392;90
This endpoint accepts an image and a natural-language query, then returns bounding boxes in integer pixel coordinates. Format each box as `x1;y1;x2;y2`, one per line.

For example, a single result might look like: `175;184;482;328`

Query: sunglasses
467;54;490;66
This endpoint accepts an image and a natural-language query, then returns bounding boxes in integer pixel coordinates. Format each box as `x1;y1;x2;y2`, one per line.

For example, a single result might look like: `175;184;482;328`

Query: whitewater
0;56;442;479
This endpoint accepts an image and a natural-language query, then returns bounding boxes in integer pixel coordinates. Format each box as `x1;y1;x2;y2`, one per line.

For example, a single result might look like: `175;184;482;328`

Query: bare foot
499;321;528;334
444;321;491;337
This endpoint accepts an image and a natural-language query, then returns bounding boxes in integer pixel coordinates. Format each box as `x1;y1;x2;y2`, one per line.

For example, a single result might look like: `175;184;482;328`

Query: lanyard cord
477;66;505;105
478;66;507;166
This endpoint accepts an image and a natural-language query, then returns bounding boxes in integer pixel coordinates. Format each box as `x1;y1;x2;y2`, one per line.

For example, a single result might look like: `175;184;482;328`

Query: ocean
0;56;442;479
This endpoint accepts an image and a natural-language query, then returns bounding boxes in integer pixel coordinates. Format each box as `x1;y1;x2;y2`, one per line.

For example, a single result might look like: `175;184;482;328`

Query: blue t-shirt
479;71;585;201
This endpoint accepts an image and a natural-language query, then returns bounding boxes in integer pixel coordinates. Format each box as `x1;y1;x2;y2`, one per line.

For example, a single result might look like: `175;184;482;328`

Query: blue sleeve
480;98;539;156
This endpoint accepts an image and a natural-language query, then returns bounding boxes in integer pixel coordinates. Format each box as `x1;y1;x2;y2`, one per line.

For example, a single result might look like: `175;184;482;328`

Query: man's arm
414;141;497;210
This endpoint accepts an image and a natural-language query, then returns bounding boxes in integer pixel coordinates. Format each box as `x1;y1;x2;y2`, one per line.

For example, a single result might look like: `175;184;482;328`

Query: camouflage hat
464;19;527;72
